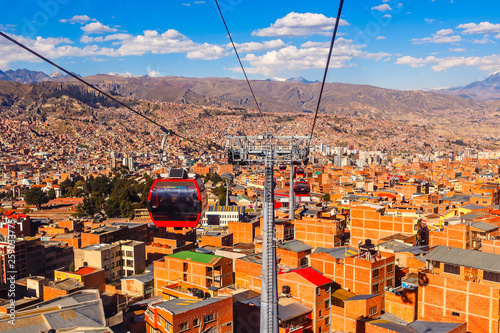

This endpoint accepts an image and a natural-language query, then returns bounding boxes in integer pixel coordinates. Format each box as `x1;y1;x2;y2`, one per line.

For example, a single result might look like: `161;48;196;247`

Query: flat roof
168;251;222;265
152;297;228;315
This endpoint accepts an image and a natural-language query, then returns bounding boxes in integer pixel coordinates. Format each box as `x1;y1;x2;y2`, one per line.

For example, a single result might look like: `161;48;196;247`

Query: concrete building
201;205;245;227
74;240;145;282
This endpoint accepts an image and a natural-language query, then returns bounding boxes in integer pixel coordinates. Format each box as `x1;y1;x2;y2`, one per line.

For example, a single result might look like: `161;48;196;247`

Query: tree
321;193;331;202
47;188;56;200
24;187;49;210
213;185;227;206
22;204;31;214
69;262;75;272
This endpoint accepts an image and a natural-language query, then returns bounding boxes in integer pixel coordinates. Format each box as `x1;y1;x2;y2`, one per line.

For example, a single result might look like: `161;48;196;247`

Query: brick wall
385;288;418;323
418;270;499;333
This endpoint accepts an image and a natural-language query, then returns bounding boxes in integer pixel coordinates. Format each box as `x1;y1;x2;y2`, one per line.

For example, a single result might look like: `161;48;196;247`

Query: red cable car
285;181;290;187
294;181;310;197
296;167;305;176
147;168;207;228
279;164;287;171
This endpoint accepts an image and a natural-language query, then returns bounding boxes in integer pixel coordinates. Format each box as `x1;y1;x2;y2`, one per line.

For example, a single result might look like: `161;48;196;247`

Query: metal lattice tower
226;135;309;333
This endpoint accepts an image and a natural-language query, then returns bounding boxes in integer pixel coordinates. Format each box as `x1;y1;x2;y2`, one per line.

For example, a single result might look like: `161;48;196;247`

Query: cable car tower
227;134;309;333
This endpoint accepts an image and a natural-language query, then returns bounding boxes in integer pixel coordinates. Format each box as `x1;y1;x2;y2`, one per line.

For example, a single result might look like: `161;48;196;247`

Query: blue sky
0;0;499;90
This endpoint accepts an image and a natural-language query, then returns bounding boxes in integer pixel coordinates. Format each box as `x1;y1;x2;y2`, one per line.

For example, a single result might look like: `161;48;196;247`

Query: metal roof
470;221;498;232
424;245;500;273
408;321;463;333
368;321;417;333
277;298;312;322
120;271;154;283
279;240;312;253
331;288;356;301
0;290;106;333
313;246;358;259
345;294;378;301
152;297;228;315
460;203;488;210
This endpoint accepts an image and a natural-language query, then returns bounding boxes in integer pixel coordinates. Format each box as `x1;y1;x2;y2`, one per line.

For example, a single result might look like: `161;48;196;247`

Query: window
319;310;322;318
317;287;321;296
325;284;330;293
369;306;378;316
452;312;460;317
325;299;330;309
387;279;393;288
193;318;199;327
484;271;500;283
372;284;379;294
387;264;394;273
204;313;215;323
179;322;188;331
325;316;330;325
373;269;380;278
444;264;460;275
434;261;440;269
332;297;344;308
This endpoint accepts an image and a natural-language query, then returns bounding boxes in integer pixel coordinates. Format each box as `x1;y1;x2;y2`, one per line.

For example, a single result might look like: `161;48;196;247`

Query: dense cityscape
2;0;500;332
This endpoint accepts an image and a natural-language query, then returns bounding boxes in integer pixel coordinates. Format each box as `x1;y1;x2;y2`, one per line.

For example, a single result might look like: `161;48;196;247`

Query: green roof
167;251;222;264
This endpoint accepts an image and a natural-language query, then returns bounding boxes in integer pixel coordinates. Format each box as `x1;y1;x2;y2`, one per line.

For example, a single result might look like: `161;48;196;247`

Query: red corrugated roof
490;209;500;216
282;267;332;286
75;267;99;275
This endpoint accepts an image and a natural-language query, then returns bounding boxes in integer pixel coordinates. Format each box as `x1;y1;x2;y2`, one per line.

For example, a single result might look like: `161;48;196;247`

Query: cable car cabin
296;167;305;176
285;181;290;187
294;181;310;197
147;168;207;228
279;164;287;171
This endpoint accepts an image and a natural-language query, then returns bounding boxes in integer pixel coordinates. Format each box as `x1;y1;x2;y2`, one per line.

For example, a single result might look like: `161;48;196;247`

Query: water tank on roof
282;285;291;295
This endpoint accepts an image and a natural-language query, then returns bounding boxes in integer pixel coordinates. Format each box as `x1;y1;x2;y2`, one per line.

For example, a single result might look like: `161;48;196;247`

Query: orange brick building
146;296;233;333
294;215;345;249
154;251;233;294
309;244;396;297
228;219;259;244
419;245;500;332
350;204;417;246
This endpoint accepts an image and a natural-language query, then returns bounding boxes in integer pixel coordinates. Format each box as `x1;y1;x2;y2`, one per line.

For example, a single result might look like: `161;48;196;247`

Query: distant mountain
285;76;320;84
265;76;319;84
4;69;49;84
0;70;11;81
438;71;500;101
0;69;82;84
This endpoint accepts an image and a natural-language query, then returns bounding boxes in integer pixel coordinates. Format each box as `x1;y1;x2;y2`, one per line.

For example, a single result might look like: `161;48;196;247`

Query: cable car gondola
296;167;305;176
147;168;207;228
294;181;310;197
279;164;287;171
285;181;290;187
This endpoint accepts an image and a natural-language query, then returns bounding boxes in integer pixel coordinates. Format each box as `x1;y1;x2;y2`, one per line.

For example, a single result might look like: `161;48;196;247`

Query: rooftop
152;297;228;315
167;250;223;265
425;245;500;273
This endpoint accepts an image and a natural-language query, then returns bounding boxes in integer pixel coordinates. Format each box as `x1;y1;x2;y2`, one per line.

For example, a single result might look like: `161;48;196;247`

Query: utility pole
226;135;308;333
289;161;295;222
222;173;233;206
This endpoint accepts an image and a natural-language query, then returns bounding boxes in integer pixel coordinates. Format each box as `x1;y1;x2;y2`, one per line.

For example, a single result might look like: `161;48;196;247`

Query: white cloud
472;37;495;44
60;15;96;24
0;24;17;31
82;22;118;34
457;22;500;35
147;65;161;77
182;3;190;6
114;30;227;59
234;38;389;76
80;33;132;43
396;54;500;72
412;29;462;44
0;33;114;69
194;1;205;3
382;14;392;18
251;12;349;37
376;36;386;40
186;44;227;60
371;4;392;12
449;48;466;52
228;39;286;53
424;18;435;24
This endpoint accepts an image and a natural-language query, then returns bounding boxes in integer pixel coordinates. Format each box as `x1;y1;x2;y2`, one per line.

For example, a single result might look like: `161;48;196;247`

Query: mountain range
1;69;500;138
0;68;79;84
436;71;500;101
